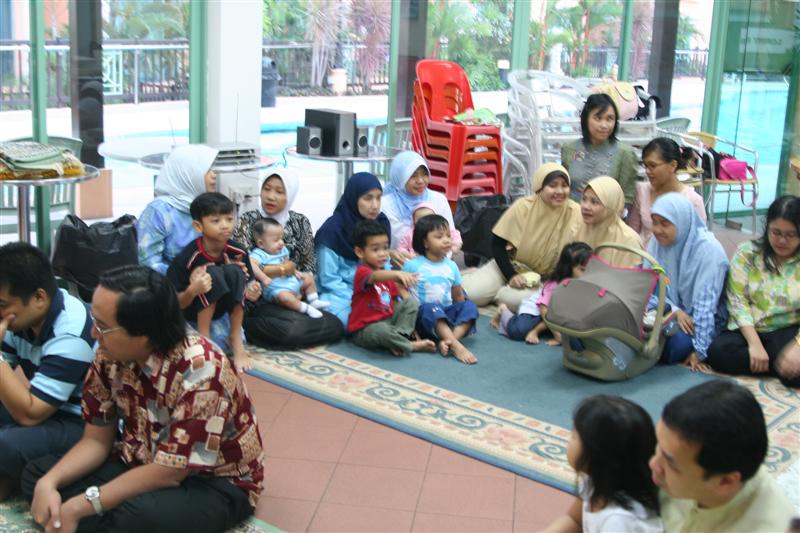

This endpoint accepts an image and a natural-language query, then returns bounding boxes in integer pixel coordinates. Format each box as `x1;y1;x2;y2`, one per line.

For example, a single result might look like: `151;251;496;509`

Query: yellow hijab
492;163;582;275
571;176;643;268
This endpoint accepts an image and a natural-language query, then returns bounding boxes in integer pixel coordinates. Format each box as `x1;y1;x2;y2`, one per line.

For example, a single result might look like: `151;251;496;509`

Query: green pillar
700;0;729;135
189;0;208;144
30;0;51;252
510;0;531;71
386;0;402;148
617;0;634;81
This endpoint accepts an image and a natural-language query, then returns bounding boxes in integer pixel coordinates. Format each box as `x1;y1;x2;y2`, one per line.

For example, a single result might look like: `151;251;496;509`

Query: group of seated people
0;92;796;531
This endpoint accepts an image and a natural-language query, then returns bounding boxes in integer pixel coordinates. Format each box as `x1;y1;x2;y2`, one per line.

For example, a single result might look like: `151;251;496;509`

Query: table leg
17;185;31;243
336;161;355;198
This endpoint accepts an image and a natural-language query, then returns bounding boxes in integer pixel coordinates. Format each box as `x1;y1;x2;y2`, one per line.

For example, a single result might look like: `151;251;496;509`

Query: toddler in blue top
250;218;329;318
402;214;479;364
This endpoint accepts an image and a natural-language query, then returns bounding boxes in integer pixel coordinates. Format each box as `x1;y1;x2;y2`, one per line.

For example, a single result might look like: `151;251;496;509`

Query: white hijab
257;167;300;226
154;144;218;213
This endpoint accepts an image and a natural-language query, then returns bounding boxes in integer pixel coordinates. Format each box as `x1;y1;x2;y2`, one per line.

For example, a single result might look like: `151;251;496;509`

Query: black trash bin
261;56;280;107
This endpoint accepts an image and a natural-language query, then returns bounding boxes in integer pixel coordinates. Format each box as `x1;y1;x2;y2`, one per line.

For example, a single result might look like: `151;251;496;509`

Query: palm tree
350;0;390;91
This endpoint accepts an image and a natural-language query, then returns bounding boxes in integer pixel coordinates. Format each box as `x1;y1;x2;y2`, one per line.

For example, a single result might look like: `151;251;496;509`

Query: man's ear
354;246;365;260
713;470;743;500
191;219;203;233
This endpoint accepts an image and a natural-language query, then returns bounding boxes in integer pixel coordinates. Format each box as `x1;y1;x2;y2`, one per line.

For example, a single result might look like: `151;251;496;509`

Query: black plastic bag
454;194;509;267
52;214;139;301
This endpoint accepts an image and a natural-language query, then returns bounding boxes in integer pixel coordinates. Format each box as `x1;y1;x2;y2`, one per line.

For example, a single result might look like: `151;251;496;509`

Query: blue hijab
647;193;728;313
385;150;431;222
315;172;391;261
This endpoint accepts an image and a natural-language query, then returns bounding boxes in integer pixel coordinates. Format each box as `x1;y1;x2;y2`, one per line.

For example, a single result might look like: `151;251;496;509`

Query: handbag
52;214;139;301
591;81;641;121
718;157;757;207
454;194;509;267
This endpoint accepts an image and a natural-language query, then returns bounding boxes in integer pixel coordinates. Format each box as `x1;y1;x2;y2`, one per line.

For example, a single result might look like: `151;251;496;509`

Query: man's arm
30;422;116;527
0;360;57;426
60;461;189;528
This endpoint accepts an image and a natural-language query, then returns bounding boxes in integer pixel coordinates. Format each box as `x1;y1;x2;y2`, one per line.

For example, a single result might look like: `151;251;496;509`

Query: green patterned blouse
726;240;800;332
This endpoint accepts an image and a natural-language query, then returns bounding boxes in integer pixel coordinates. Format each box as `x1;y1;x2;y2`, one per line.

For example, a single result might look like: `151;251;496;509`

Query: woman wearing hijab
382;151;457;266
646;193;728;370
137;144;255;351
233;167;315;273
461;163;582;310
316;172;391;326
138;144;219;273
571;175;643;268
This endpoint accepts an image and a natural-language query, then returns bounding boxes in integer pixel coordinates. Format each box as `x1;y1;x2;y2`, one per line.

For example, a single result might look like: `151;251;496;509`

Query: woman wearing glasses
627;137;706;246
707;195;800;387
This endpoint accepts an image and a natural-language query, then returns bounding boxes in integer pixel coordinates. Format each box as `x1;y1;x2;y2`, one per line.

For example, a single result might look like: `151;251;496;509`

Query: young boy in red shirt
348;220;436;356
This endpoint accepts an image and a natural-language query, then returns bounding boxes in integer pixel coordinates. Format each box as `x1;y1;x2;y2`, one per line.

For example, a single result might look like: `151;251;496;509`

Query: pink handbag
718;157;757;207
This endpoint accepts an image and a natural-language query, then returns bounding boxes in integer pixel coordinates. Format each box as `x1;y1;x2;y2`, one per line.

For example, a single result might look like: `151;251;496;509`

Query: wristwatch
84;485;103;516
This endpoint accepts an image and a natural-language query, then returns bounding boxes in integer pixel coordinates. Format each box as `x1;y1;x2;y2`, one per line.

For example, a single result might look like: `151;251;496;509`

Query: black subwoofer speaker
354;127;369;156
305;109;356;156
296;126;322;155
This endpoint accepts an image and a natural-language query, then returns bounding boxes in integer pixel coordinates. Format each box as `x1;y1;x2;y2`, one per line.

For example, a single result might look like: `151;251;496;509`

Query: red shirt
348;265;400;333
82;333;264;506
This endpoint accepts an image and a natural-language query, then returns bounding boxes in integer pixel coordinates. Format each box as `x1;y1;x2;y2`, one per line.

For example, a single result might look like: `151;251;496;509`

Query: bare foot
437;339;453;357
490;304;508;330
229;337;253;372
545;339;561;347
451;341;478;364
525;331;540;344
411;339;437;353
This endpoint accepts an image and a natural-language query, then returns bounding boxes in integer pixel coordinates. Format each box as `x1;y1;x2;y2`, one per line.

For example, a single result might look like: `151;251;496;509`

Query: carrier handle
592;242;667;359
593;242;659;267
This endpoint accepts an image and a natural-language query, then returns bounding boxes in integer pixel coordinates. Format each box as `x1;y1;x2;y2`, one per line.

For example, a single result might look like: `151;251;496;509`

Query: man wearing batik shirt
23;266;264;533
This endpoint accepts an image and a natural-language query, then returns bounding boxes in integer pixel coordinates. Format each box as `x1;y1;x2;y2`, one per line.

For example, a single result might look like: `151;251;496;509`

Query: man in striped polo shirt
0;242;95;501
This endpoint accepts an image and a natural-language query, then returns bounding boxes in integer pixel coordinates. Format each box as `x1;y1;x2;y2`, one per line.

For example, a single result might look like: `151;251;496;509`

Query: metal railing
1;38;390;110
560;47;709;79
0;39;190;110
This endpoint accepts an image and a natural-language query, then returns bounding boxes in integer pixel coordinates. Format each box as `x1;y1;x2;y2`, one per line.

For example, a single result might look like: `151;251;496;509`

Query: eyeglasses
91;316;123;336
768;228;799;241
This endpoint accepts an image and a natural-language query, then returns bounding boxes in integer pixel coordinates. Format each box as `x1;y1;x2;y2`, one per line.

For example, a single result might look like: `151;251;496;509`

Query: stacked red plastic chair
411;60;503;208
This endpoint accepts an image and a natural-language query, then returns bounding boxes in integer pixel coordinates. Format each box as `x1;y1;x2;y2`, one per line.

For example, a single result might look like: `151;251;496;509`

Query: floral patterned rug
246;340;800;496
0;497;282;532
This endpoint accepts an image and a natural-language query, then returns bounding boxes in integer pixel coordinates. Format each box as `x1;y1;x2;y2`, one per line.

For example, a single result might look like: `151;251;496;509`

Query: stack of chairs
411;60;503;208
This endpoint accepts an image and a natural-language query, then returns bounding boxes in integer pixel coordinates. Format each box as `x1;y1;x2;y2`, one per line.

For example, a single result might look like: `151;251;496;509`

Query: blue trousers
660;330;694;364
506;313;542;341
0;405;83;480
416;301;479;341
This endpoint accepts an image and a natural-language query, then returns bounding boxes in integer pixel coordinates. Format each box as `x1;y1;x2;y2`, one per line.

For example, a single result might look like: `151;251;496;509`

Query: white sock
307;291;319;302
299;302;322;318
310;298;331;309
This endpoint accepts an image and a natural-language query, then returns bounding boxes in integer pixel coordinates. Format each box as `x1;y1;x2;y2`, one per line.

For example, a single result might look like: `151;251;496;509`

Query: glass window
100;0;191;216
715;0;796;210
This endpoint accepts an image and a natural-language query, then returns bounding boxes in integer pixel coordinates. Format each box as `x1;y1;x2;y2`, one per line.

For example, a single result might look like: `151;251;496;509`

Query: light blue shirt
315;244;358;326
137;199;199;275
251;247;302;299
1;290;94;417
402;256;462;306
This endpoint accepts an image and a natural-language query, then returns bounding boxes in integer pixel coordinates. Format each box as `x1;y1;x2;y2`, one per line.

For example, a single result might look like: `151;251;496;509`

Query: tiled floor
242;374;574;533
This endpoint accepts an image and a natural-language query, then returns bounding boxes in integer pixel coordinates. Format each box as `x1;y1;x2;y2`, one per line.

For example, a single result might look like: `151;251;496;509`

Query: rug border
247;366;577;494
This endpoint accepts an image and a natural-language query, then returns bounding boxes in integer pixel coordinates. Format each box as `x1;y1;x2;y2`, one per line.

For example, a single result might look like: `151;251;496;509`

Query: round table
285;145;400;198
2;165;100;243
138;153;276;173
98;138;187;162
